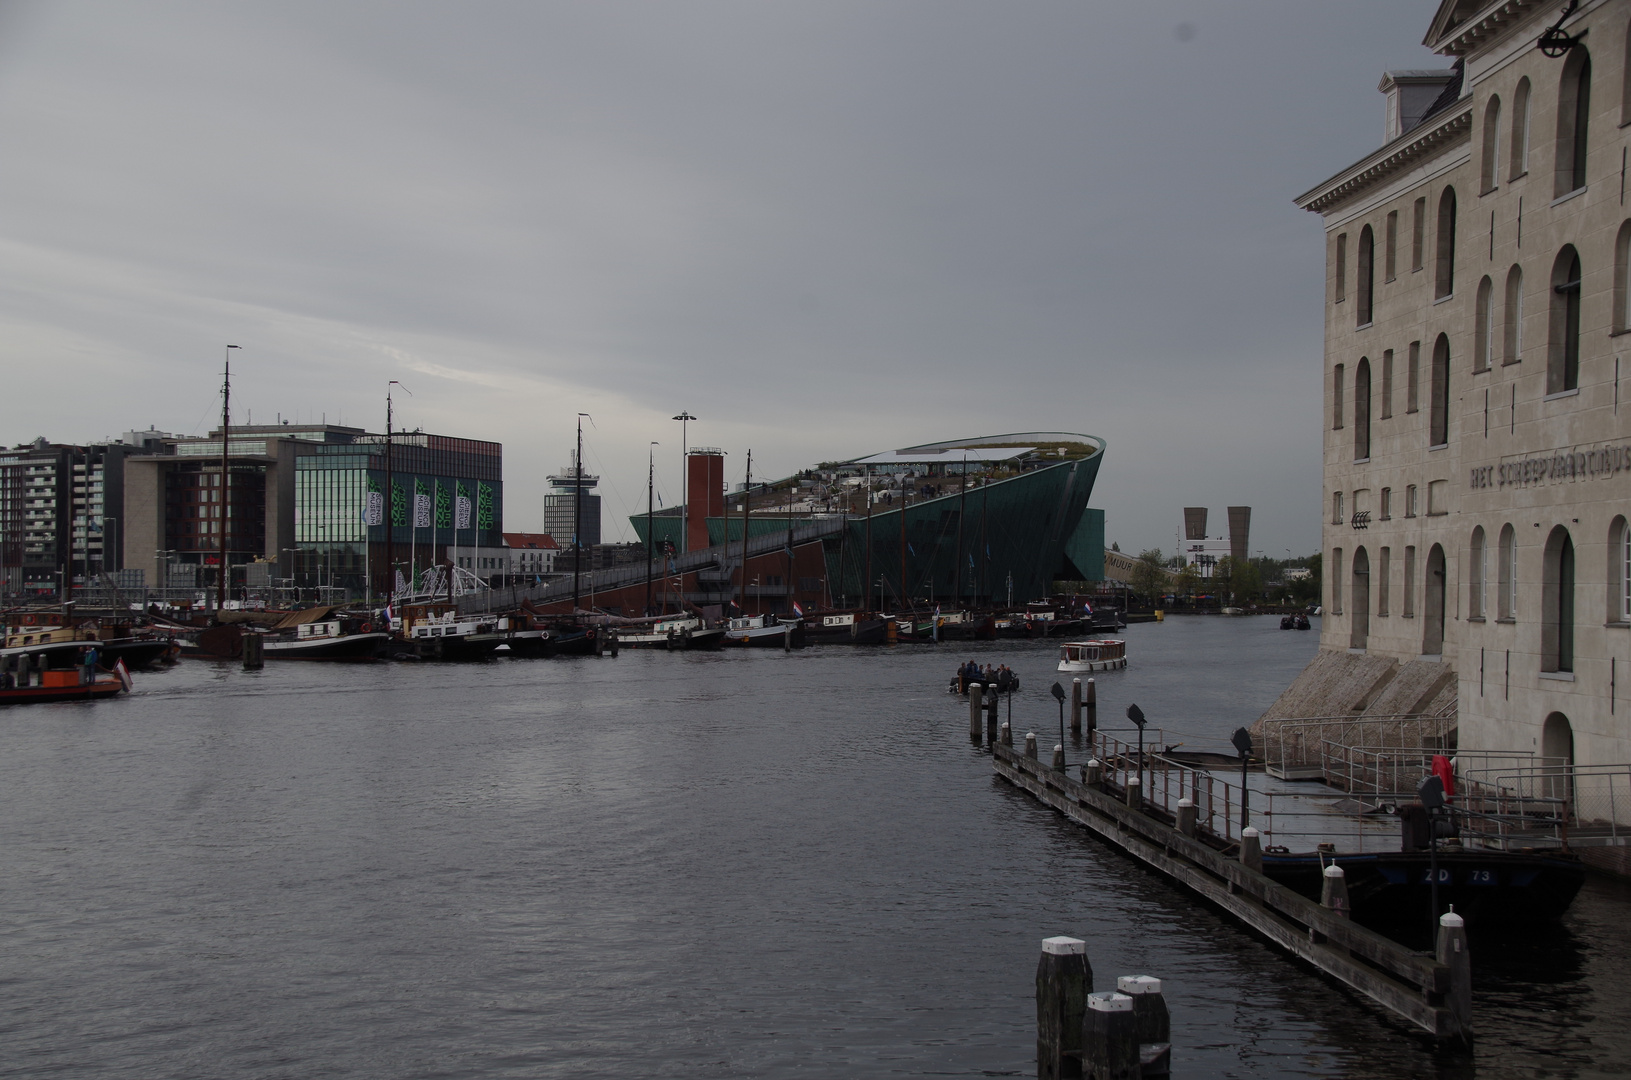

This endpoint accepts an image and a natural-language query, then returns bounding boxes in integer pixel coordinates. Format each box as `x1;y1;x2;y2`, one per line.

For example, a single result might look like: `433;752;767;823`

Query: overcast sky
0;1;1447;557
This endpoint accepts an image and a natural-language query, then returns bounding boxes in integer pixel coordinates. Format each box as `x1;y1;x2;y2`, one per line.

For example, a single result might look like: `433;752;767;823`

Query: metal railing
1459;762;1631;848
1261;710;1457;779
1090;730;1255;847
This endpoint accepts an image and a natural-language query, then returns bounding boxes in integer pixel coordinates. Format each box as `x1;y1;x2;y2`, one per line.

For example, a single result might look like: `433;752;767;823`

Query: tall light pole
672;411;696;552
646;441;658;617
385;381;410;604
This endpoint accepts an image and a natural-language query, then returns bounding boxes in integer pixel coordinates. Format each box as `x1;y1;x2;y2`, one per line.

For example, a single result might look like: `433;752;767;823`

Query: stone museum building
1295;0;1631;781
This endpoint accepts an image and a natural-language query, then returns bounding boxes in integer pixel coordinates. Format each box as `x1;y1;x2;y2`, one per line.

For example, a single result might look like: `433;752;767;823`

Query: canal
2;616;1627;1077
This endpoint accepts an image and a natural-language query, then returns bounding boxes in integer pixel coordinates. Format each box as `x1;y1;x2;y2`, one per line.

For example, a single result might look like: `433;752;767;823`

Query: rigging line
580;435;635;544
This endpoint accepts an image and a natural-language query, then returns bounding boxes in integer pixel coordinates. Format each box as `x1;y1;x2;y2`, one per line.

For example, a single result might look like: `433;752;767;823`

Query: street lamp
672;411;696;552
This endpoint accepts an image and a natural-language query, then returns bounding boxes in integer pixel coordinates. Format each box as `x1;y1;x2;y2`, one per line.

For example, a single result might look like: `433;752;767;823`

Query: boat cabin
1057;639;1127;672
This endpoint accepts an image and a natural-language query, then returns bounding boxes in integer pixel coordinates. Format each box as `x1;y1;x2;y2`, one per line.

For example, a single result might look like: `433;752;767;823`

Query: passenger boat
1056;639;1128;672
724;615;805;648
948;670;1020;694
802;612;889;645
615;616;726;650
257;619;390;661
2;622;175;670
392;603;503;661
1259;847;1585;929
0;660;131;705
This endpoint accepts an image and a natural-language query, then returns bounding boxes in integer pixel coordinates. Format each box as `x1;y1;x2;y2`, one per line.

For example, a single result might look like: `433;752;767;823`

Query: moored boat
801;612;889;645
1056;639;1128;673
0;660;131;705
258;620;390;661
723;615;805;648
616;616;725;650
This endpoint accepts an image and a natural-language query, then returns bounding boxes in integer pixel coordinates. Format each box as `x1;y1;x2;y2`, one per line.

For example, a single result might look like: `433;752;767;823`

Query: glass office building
294;433;503;595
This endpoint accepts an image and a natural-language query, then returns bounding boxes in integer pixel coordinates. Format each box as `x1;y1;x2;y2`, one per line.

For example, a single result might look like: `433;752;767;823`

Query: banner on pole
363;490;385;526
454;487;472;531
414;492;432;529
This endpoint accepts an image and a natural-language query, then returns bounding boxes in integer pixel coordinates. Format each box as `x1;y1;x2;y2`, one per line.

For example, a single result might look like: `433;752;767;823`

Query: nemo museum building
599;432;1107;615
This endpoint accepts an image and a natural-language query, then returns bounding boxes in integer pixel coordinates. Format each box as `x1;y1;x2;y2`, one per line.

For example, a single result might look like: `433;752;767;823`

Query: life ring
359;622;373;633
21;614;36;625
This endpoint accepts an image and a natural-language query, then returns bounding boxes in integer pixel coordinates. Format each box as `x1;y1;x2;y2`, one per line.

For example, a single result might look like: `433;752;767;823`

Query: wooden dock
992;738;1470;1045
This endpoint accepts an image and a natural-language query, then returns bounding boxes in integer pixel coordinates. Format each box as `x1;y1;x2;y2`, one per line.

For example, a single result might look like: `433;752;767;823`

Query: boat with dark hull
258;622;390;661
1260;848;1586;929
3;623;176;670
724;615;805;648
616;616;725;650
802;612;888;646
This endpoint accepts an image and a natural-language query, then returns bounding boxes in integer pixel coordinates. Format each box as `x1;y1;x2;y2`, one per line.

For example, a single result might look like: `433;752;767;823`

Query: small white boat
723;614;805;648
1056;639;1127;673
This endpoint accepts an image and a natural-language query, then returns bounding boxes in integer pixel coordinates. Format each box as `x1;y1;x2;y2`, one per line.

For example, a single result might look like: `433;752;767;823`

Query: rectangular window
1380;487;1392;520
1378;546;1391;615
1333;363;1345;430
1406;341;1421;413
1404;545;1417;616
1332;547;1344;614
1405;484;1418;518
1384;211;1398;281
1335;233;1348;302
1411;197;1426;271
1333;490;1345;525
1380;350;1394;418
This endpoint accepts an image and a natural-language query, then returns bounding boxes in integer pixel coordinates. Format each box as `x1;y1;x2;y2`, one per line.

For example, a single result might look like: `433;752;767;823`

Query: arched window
1435;187;1457;299
1555;48;1592;197
1615;221;1631;334
1503;264;1524;363
1354;357;1372;460
1332;363;1345;430
1357;225;1375;325
1474;276;1494;371
1510;77;1532;179
1542;525;1576;672
1498;522;1517;619
1351;547;1371;650
1423;543;1447;655
1549;245;1583;394
1481;95;1502;193
1429;334;1451;446
1469;526;1487;619
1610;516;1631;623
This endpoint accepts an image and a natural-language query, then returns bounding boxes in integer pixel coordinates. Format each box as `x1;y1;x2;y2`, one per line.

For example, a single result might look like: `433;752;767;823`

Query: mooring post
783;623;792;652
1001;721;1012;747
1116;975;1171;1077
241;633;263;670
1083;757;1102;786
1036;936;1091;1080
1437;909;1473;1049
1085;677;1097;733
1176;797;1196;837
1070;678;1082;734
1082;992;1137;1080
1124;774;1141;809
1051;744;1065;772
1240;826;1262;873
1025;732;1038;759
970;683;985;742
1321;863;1350;919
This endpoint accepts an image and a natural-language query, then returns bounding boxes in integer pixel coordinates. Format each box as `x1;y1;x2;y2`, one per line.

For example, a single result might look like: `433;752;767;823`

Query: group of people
955;659;1017;692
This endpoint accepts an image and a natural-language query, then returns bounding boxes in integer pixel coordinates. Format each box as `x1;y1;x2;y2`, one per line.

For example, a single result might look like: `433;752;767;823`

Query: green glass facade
294;434;502;593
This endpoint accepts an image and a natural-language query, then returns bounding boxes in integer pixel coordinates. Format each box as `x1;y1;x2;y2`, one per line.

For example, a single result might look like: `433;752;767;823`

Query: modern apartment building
1294;0;1631;772
0;437;147;596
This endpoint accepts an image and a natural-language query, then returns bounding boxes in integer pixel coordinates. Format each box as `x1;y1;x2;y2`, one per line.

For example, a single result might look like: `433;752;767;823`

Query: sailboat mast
954;454;967;603
898;470;907;612
384;385;394;603
862;465;872;611
217;345;238;611
573;414;584;613
785;470;794;614
646;442;655;617
740;451;751;616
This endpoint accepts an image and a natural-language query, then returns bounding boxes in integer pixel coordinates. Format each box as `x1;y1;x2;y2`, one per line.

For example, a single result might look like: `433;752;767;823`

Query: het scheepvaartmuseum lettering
1468;444;1631;490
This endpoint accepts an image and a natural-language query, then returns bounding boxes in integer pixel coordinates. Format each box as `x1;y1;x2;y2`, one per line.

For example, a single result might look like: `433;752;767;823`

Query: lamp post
1232;727;1253;831
1128;704;1148;795
672;411;695;552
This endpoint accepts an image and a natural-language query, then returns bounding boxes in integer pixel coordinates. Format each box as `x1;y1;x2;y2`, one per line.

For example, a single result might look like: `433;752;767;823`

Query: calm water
3;616;1629;1078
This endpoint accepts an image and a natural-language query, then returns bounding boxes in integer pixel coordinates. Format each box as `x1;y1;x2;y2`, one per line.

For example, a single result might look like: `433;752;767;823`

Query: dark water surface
3;616;1629;1078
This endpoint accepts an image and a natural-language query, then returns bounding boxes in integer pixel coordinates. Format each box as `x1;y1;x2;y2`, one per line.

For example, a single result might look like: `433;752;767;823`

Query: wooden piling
1036;936;1091;1080
1124;775;1140;809
241;633;263;670
783;623;792;652
1082;992;1137;1080
1115;975;1171;1078
1051;744;1065;772
1084;678;1097;733
1083;758;1102;786
1322;863;1350;919
1025;732;1038;759
1240;827;1262;873
1436;910;1473;1049
970;683;985;741
1176;797;1196;837
1070;678;1082;734
1000;721;1012;747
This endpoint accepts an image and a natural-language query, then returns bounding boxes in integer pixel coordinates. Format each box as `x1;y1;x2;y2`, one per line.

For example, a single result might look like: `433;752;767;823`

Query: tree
1129;548;1166;603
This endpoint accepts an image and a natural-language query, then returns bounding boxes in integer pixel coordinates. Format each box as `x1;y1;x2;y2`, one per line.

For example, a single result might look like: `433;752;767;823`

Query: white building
1293;1;1631;826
